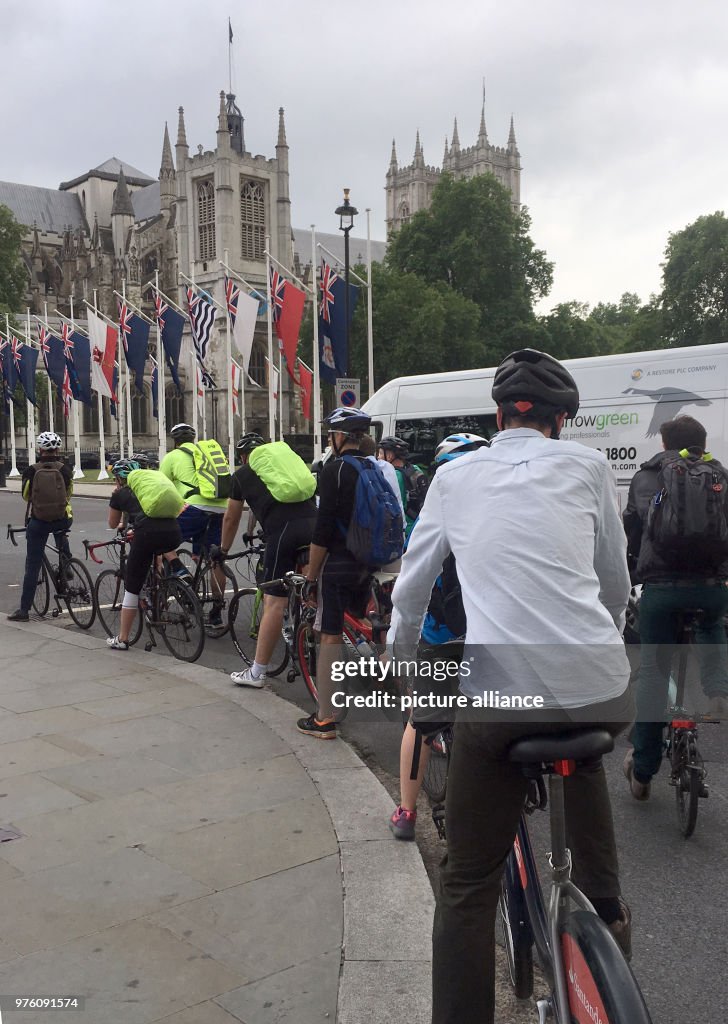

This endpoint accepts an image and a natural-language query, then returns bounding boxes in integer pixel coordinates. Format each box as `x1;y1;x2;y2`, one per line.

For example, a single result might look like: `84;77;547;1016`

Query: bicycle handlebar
259;572;307;594
83;536;128;564
7;524;25;546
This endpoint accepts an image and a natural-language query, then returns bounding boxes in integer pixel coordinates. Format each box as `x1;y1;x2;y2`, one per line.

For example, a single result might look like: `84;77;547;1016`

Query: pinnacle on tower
478;96;488;144
508;114;518;148
217;90;227;133
277;107;288;148
176;106;188;148
443;136;449;163
111;167;134;217
451;117;460;151
413;129;424;166
160;122;174;174
389;139;398;170
31;221;40;256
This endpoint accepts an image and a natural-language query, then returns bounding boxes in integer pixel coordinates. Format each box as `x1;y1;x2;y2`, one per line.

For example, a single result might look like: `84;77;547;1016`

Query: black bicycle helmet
324;407;371;433
491;349;579;418
379;435;410;457
170;422;196;443
236;432;265;454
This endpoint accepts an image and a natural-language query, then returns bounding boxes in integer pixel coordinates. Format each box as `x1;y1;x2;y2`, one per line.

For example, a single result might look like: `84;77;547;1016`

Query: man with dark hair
623;415;728;800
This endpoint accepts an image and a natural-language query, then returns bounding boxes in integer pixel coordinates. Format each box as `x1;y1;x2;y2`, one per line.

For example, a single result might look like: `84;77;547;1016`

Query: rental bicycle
498;728;653;1023
7;524;95;629
85;534;205;662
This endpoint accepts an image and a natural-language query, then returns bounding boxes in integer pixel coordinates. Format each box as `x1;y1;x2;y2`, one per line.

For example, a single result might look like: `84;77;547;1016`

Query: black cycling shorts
125;520;182;596
315;551;370;636
262;517;316;598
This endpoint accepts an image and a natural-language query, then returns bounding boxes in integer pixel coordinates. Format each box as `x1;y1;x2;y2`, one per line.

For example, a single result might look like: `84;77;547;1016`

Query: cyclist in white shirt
387;349;634;1024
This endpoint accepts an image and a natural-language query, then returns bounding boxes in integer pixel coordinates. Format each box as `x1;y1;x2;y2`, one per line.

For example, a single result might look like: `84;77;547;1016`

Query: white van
362;342;728;505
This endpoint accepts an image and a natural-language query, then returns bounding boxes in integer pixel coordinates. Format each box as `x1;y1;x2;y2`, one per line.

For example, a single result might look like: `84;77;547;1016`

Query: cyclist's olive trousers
431;688;633;1024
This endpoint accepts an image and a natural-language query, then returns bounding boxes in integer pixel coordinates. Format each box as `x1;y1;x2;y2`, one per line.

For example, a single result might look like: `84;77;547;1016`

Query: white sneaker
231;667;266;688
106;635;129;651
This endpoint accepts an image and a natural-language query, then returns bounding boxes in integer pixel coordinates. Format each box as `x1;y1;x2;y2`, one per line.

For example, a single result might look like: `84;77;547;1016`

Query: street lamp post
335;188;358;352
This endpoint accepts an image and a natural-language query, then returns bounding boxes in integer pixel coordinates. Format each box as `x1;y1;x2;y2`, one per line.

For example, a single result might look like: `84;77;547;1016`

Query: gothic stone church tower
385;97;521;236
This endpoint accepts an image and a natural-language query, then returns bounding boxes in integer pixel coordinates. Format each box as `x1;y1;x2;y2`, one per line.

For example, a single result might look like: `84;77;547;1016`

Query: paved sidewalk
2;480;113;500
0;620;434;1023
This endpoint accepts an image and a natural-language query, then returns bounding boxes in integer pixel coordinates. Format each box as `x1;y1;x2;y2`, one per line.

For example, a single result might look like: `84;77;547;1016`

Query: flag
276;278;306;381
110;365;120;418
186;287;216;388
60;367;73;418
270;268;285;325
265;357;280;402
225;276;258;375
0;335;17;403
118;303;150;394
17;341;39;405
62;324;92;407
87;309;117;399
228;17;233;42
154;293;184;395
38;326;66;391
318;262;358;385
196;365;205;417
151;364;159;419
297;359;312;421
231;358;242;416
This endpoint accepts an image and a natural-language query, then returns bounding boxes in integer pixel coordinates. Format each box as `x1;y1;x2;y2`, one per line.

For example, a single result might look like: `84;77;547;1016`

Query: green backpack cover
180;440;232;499
248;442;317;503
128;469;184;519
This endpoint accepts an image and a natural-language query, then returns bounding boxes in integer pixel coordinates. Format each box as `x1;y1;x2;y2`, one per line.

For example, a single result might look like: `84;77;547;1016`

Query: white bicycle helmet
434;433;489;464
37;431;62;451
324;407;371;433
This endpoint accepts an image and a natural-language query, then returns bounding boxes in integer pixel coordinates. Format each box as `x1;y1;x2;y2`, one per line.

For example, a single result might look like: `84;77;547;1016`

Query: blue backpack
339;454;404;567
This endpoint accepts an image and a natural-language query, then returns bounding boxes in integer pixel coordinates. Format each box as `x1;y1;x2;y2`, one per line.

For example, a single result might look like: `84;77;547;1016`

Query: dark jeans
632;581;728;782
20;516;72;611
431;688;633;1024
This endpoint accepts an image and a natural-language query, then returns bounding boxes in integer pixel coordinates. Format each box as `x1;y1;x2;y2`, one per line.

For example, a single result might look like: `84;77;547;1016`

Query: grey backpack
30;461;67;522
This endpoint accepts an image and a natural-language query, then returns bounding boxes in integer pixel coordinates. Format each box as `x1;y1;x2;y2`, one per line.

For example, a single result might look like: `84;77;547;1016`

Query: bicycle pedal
432;805;447;841
699;783;709;798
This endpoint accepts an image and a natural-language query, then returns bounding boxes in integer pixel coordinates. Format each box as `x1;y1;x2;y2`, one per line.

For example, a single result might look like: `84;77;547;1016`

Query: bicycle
84;536;143;647
498;728;654;1023
7;524;95;629
177;522;239;639
85;534;205;663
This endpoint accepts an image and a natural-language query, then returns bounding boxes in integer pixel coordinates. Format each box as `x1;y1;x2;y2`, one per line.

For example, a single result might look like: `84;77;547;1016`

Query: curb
3;619;435;1023
1;481;112;500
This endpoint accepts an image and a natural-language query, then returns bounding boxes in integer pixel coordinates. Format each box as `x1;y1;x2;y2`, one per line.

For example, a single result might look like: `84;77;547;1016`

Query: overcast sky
2;0;727;313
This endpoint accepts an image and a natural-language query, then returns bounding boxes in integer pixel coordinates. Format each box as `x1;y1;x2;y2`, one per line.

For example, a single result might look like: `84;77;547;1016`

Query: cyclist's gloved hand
209;544;226;563
302;579;318;605
242;532;254;545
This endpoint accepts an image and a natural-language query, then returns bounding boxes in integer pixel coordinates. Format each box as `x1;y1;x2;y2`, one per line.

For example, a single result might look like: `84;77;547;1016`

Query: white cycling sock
252;661;269;678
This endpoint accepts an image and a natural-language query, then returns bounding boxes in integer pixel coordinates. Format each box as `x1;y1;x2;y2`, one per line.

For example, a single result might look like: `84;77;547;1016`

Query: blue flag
18;342;39;405
154;296;184;394
151;364;159;419
39;328;66;392
64;328;92;407
0;338;17;405
119;305;150;395
318;263;359;386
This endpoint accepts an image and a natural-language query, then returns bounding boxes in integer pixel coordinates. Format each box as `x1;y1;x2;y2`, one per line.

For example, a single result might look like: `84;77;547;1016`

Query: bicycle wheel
197;561;238;639
61;557;97;629
297;619;319;703
422;726;452;804
32;561;50;616
95;569;143;646
177;547;197;579
498;852;534;1000
676;736;700;838
266;588;295;678
156;578;205;663
228;587;262;665
559;911;653;1023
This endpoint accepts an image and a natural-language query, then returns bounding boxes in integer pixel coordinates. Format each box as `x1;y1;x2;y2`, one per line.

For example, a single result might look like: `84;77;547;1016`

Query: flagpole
4;314;19;477
311;226;322;461
155;271;167;460
188;267;199;439
121;280;134;458
25;310;36;466
316;242;369;288
42;303;54;434
365;209;374;401
69;293;83;480
265;236;275;441
219;260;255;427
93;289;109;481
223;249;235;466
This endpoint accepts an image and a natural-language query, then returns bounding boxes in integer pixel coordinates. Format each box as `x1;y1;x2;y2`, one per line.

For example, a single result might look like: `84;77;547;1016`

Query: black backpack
401;463;429;521
426;553;466;637
647;449;728;569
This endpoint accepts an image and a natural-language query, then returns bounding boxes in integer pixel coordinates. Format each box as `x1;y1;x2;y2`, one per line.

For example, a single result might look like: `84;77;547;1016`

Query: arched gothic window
398;200;410;226
131;386;149;435
197;180;216;260
249;341;266;387
165;383;185;427
240;179;266;259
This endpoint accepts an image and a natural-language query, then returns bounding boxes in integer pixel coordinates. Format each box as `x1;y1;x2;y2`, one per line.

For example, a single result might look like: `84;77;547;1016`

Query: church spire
160;122;176;210
478;88;488;145
451;117;460;152
160;122;174;174
111;167;134;217
389;139;398;171
176;106;187;148
508;114;518;150
443;136;449;164
413;129;424;167
276;107;288;148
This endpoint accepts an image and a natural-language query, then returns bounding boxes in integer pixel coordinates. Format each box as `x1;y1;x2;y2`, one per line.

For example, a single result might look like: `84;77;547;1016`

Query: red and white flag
87;309;117;399
231;359;242;417
61;367;73;418
264;357;280;402
297;359;312;421
196;365;205;417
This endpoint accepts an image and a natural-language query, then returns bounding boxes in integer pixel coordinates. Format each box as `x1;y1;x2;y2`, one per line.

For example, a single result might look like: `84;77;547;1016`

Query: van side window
395;415;498;468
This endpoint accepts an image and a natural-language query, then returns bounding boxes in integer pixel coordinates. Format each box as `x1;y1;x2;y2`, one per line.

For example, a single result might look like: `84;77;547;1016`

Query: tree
0;204;27;314
386;173;553;348
538;302;607;360
660;212;728;346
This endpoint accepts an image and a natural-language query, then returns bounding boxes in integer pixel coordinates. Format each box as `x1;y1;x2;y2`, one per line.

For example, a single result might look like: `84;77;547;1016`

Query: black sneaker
7;609;29;622
296;713;337;740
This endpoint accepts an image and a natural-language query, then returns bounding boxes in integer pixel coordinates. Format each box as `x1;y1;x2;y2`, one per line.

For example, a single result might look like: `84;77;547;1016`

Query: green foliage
387;173;553;343
660;212;728;346
0;204;27;312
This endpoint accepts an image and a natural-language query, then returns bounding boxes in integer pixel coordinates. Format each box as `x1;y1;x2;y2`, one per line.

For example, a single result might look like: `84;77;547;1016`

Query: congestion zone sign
336;378;360;407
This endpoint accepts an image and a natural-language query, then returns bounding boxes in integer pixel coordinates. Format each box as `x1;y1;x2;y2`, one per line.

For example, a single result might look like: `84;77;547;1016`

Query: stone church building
385;96;521;236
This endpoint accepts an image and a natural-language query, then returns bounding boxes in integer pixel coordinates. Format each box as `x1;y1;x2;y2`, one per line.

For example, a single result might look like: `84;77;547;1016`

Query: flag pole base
8;468;20;478
97;468;110;481
73;467;84;480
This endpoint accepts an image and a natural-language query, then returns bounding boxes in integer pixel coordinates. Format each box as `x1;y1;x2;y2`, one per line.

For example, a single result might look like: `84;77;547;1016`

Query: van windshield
395;415;498;469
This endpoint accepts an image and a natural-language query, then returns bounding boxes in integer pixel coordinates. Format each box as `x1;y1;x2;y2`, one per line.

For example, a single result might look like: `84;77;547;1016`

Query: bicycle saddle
508;729;614;764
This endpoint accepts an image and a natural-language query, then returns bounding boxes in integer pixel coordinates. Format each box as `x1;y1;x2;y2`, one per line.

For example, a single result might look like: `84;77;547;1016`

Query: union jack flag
39;326;52;368
11;337;23;372
270;268;285;323
225;276;240;319
118;303;134;354
61;323;75;362
319;262;338;324
154;293;167;331
61;367;73;418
